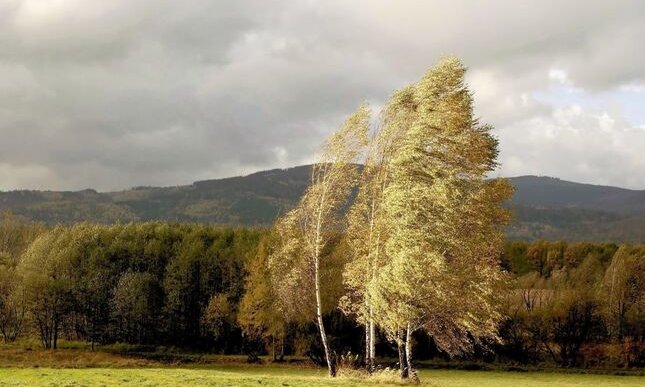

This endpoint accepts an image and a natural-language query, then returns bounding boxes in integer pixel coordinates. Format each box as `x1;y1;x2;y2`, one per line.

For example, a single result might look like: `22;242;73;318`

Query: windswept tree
269;106;369;376
340;87;415;371
369;57;512;379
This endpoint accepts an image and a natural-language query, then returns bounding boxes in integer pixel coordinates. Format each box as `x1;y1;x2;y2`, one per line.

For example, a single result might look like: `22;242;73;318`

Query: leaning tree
368;57;513;380
268;105;369;376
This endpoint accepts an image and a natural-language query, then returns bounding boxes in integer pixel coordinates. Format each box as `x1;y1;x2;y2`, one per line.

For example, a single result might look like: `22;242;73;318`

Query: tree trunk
53;320;58;350
369;315;376;370
272;335;276;361
406;322;417;382
398;332;409;380
40;324;49;349
365;323;371;371
543;340;559;364
315;255;336;377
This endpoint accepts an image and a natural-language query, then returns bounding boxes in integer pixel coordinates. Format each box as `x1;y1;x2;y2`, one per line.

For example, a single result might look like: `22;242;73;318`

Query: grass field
0;365;644;387
0;345;642;387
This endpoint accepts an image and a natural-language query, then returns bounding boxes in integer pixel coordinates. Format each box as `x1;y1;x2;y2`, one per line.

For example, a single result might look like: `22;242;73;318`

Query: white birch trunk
365;321;370;369
369;311;376;370
312;178;336;377
405;322;414;378
397;331;408;379
315;253;335;376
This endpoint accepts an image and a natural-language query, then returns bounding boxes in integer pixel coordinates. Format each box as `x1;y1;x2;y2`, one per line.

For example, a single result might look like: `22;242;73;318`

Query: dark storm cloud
0;0;644;191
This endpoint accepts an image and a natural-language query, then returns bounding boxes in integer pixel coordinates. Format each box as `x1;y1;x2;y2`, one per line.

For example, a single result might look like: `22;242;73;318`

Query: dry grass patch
0;347;158;369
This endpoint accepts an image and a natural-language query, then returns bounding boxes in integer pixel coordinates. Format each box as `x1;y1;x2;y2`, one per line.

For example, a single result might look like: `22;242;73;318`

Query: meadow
0;342;644;387
1;365;644;387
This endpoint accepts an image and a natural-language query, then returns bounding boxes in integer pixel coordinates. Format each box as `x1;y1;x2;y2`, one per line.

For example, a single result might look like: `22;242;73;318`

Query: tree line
0;214;260;351
1;213;642;369
499;240;643;368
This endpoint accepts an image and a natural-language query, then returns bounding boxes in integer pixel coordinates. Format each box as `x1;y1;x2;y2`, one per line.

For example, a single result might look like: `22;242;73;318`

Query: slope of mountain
509;176;645;214
1;166;643;242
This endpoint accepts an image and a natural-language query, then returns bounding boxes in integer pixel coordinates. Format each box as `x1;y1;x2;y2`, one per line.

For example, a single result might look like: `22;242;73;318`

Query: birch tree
269;105;369;376
370;57;512;380
340;87;415;371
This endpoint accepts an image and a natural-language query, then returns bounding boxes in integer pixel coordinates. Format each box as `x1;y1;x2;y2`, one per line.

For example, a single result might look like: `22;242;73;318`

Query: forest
0;212;642;369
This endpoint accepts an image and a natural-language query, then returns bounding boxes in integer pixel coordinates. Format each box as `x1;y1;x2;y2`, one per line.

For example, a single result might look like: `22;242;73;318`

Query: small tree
19;227;77;349
201;293;235;342
0;264;26;343
0;212;45;343
238;235;287;361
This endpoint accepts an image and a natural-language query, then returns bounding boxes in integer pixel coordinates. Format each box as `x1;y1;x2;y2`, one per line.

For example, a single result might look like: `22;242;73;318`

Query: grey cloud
0;0;644;191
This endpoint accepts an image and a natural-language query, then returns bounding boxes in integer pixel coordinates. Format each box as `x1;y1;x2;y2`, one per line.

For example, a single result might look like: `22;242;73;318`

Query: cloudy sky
0;0;644;191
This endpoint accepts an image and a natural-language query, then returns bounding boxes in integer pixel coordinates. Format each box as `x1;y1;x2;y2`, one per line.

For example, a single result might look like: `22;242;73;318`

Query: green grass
0;365;643;387
0;345;642;386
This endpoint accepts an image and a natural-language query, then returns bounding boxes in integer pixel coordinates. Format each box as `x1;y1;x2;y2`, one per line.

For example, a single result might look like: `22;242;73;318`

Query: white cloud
496;104;645;188
549;68;569;85
619;84;645;93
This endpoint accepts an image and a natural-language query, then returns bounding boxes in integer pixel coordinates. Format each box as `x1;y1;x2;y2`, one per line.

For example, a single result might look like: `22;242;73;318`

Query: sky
0;0;644;191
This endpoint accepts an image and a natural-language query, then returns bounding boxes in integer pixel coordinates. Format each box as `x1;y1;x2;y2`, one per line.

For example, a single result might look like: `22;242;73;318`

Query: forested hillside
0;166;643;242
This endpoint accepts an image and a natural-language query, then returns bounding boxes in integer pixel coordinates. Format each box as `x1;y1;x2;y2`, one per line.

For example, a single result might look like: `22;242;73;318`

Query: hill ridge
1;166;643;242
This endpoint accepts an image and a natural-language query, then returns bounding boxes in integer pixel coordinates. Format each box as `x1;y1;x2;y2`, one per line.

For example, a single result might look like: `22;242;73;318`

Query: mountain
509;176;645;214
1;166;643;242
506;176;645;242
